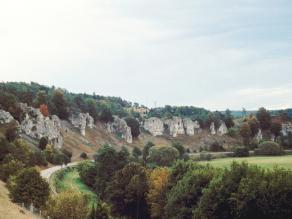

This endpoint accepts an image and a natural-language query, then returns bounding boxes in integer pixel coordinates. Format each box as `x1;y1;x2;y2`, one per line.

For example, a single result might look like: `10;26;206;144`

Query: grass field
51;168;97;205
199;155;292;169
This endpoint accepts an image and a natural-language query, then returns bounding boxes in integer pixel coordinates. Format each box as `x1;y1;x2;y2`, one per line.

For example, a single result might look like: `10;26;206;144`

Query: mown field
199;155;292;169
51;168;97;205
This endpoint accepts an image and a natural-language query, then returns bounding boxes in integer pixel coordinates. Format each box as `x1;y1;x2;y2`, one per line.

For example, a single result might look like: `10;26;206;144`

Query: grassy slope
63;121;240;162
51;168;97;205
0;181;38;219
199;155;292;169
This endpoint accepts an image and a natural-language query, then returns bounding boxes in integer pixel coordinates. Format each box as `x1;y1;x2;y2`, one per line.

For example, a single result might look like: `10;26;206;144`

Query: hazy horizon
1;0;292;110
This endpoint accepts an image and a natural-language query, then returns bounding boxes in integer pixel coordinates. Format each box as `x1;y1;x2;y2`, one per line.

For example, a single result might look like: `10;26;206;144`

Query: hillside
0;181;38;219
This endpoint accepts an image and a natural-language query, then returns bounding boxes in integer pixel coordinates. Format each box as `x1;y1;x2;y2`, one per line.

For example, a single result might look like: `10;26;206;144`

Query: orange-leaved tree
39;104;49;117
147;167;169;219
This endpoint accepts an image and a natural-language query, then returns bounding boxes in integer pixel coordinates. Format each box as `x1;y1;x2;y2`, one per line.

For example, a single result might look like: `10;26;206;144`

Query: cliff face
107;116;132;143
143;117;204;137
143;117;164;136
19;103;63;148
0;110;14;124
143;117;229;138
69;113;94;136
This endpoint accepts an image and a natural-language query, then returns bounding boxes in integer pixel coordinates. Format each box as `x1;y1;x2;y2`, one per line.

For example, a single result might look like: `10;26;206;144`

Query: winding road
40;162;80;180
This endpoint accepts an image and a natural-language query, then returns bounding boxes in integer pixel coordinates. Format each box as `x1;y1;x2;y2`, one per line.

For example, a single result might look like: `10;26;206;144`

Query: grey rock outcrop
19;103;63;148
210;122;216;135
281;123;292;136
107;116;132;143
69;113;94;136
0;110;14;124
182;118;201;136
256;129;263;141
163;117;185;137
217;121;228;136
143;117;164;136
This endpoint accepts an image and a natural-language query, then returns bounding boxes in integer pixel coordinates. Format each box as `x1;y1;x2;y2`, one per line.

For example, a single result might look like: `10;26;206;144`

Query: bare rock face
0;110;14;124
256;129;263;141
143;117;164;136
107;116;132;143
217;121;228;136
182;118;201;136
19;104;63;148
281;123;292;136
210;122;216;135
69;113;94;136
163;117;185;137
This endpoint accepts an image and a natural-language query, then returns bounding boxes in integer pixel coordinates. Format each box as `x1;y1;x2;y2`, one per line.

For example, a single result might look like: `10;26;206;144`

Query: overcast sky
1;0;292;110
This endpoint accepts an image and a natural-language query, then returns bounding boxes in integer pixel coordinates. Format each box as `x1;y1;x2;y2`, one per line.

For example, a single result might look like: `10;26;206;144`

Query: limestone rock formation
0;110;14;124
210;122;216;135
19;103;63;148
281;123;292;136
107;116;132;143
182;118;201;136
163;117;185;137
256;129;263;141
143;117;164;136
217;121;228;136
69;113;94;136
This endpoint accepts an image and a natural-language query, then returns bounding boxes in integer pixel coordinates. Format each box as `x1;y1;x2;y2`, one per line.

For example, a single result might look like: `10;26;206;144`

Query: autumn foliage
39;104;49;117
147;167;169;219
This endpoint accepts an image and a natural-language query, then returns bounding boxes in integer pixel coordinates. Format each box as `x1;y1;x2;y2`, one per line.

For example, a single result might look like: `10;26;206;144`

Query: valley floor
50;167;97;206
200;155;292;169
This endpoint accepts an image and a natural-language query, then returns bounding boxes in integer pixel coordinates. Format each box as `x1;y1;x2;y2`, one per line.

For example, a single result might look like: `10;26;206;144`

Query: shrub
30;151;48;166
125;117;140;138
5;125;18;142
0;159;25;182
254;141;284;156
38;137;48;150
227;128;237;138
172;142;185;157
199;152;212;161
209;141;224;152
148;146;179;166
8;168;50;208
80;152;88;159
99;108;114;123
233;146;249;157
45;190;89;219
77;161;97;188
132;146;142;159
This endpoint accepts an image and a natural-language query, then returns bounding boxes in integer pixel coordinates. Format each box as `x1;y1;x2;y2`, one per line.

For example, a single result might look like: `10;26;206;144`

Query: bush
45;190;89;219
38;137;48;150
80;152;88;159
209;141;224;152
125;117;140;138
254;141;284;156
148;146;179;166
99;108;114;123
132;146;142;159
77;161;97;187
227;128;237;138
199;152;212;161
30;151;48;166
172;142;185;158
233;146;249;157
8;168;50;208
5;125;18;142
